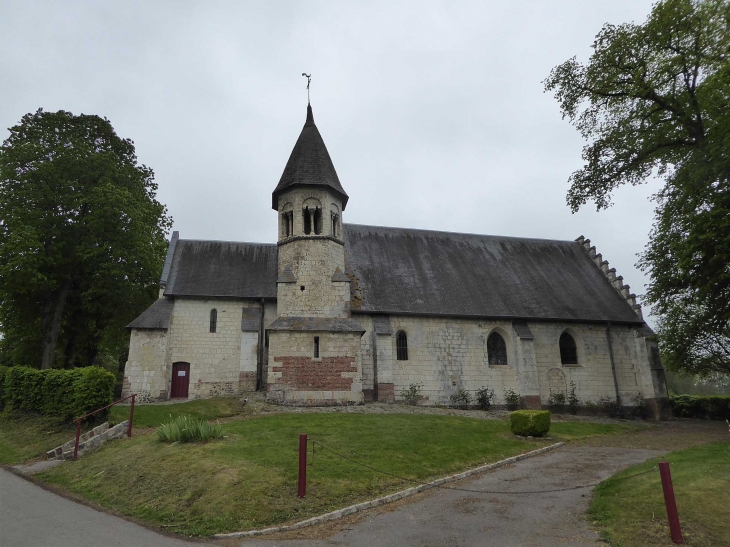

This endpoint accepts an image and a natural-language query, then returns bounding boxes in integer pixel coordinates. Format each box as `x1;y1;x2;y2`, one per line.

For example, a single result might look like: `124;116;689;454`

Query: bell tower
266;102;364;406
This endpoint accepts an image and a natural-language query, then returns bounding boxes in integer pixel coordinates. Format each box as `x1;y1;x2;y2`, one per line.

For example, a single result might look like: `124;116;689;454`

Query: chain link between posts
309;438;658;495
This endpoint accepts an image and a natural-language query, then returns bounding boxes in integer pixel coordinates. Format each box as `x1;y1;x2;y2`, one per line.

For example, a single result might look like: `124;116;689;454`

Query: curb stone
214;441;564;539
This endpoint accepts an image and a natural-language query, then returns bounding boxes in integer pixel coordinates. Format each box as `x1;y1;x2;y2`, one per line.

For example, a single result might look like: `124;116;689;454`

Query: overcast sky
1;0;662;326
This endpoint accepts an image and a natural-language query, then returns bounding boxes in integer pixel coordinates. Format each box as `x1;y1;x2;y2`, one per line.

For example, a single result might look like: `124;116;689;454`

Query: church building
123;103;669;417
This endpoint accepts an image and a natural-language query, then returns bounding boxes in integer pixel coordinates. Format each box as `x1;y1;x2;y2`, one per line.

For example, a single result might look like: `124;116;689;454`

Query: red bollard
298;434;307;498
128;393;136;438
659;462;684;544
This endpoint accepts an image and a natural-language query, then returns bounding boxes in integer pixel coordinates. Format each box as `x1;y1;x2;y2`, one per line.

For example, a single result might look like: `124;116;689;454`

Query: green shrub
400;382;423;406
449;388;472;409
598;396;621;418
509;410;551;437
476;386;495;410
548;391;566;412
3;366;114;422
670;394;730;420
504;388;522;410
157;415;224;443
0;365;8;411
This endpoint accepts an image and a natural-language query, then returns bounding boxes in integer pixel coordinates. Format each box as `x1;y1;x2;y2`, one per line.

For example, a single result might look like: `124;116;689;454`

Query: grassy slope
109;397;242;429
590;442;730;547
37;414;634;536
0;414;81;465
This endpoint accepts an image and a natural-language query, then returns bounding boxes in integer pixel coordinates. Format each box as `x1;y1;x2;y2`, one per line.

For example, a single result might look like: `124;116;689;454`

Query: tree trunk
40;282;71;369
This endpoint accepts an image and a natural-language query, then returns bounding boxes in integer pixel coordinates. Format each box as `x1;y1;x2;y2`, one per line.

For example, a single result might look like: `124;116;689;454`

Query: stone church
123;103;669;417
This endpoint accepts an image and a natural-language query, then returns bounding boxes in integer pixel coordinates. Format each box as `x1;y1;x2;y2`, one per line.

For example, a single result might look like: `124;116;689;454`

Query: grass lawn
0;413;81;465
109;397;243;429
35;413;636;537
590;441;730;547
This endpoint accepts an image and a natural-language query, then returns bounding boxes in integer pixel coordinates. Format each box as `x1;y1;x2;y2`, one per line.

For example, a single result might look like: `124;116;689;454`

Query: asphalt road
0;468;206;547
236;446;663;547
1;446;662;547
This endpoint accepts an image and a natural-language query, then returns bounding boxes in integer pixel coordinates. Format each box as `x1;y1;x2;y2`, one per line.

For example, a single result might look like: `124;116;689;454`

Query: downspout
605;322;623;415
257;298;265;391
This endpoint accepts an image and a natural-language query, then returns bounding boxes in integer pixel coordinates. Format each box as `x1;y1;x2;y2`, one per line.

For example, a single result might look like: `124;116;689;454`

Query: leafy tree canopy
0;109;172;369
545;0;730;375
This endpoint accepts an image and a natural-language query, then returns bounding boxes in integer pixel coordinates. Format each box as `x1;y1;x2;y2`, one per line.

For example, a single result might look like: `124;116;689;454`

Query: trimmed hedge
1;366;115;422
510;410;551;437
670;394;730;421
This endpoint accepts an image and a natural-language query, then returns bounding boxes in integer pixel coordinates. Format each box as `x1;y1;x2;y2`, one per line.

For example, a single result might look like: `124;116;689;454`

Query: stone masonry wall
123;330;168;402
277;238;349;318
358;314;657;407
166;298;261;399
267;330;363;405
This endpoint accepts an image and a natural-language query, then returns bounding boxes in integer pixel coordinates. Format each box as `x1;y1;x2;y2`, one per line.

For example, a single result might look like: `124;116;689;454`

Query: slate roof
267;316;366;333
343;224;643;324
127;298;174;329
130;224;645;329
271;105;349;210
164;239;278;299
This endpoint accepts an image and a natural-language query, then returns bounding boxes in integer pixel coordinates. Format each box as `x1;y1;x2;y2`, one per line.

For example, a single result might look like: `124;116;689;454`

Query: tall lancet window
210;309;217;333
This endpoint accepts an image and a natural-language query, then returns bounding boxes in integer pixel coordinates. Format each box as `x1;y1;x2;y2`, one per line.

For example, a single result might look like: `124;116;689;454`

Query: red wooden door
171;362;190;398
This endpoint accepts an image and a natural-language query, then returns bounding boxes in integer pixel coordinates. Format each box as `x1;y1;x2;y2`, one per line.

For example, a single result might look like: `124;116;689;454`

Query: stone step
47;421;129;461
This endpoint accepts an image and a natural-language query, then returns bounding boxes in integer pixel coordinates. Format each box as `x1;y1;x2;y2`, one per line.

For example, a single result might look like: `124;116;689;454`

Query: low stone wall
47;421;129;461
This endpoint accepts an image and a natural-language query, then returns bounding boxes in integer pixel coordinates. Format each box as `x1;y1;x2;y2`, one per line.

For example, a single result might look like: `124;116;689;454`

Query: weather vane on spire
302;73;311;104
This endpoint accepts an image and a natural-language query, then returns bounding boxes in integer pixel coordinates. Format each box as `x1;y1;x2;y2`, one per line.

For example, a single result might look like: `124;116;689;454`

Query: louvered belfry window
396;331;408;361
560;332;578;365
210;309;217;333
487;332;508;365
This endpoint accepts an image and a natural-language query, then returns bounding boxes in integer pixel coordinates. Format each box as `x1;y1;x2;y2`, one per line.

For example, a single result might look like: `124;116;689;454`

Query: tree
544;0;730;375
0;109;172;369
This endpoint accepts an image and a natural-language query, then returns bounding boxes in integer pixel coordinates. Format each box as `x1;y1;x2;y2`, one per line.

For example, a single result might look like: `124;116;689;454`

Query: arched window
559;332;578;365
396;331;408;361
487;332;508;365
210;309;217;333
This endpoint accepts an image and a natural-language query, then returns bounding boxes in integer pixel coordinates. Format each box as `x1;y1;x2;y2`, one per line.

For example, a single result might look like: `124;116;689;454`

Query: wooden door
171;362;190;398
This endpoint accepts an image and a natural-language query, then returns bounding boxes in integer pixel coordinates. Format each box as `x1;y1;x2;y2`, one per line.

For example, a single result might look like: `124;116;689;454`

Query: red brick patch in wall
272;356;357;390
377;383;395;403
239;371;257;391
523;395;542;409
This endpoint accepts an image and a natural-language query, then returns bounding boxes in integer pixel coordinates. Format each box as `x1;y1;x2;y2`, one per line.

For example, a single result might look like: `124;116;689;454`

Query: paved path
1;446;662;547
0;468;206;547
237;446;663;547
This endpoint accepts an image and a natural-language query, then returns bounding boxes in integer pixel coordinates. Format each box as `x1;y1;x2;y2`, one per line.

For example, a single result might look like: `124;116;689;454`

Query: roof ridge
177;238;277;247
343;223;576;244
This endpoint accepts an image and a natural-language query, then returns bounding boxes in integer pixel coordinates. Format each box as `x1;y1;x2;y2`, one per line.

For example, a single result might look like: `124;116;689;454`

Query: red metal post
128;393;136;438
298;434;307;498
73;419;82;461
659;462;684;544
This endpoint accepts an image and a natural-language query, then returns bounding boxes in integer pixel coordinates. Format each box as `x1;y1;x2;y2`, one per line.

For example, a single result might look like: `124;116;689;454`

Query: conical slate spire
272;104;348;210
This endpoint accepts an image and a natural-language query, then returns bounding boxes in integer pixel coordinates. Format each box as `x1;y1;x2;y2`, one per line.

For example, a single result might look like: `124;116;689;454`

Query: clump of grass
156;415;223;443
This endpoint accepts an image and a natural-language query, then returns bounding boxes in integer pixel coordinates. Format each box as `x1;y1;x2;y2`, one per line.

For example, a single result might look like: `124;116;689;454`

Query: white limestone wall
123;330;169;402
359;315;657;407
382;316;520;406
166;299;261;399
357;315;376;397
532;322;655;405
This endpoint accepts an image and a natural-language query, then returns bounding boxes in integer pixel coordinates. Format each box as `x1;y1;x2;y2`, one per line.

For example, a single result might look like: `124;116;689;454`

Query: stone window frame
487;331;509;366
302;197;323;235
280;202;294;238
484;326;514;367
210;308;217;333
558;328;582;366
314;336;320;359
396;330;408;361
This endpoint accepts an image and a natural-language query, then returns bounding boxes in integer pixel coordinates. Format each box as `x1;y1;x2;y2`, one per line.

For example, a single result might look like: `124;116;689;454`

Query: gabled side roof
343;224;643;324
164;239;277;299
127;297;174;329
